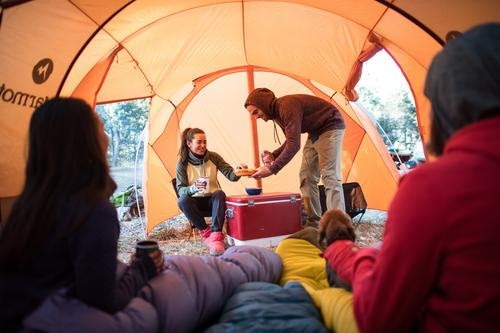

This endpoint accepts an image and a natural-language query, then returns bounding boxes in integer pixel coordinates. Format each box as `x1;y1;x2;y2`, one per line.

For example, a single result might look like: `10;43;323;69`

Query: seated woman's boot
203;231;226;256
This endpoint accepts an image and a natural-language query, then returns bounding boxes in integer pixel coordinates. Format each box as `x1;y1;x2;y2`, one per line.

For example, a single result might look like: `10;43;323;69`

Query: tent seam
57;0;136;96
375;0;444;45
241;0;249;65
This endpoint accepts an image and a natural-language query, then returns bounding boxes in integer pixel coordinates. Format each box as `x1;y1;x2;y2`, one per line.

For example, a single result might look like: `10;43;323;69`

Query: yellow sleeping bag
276;236;359;333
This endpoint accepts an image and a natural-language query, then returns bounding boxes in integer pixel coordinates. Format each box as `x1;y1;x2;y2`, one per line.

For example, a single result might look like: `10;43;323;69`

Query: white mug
196;176;210;194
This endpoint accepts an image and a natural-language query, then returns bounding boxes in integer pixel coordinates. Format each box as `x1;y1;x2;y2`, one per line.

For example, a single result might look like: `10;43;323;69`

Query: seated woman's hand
189;182;200;194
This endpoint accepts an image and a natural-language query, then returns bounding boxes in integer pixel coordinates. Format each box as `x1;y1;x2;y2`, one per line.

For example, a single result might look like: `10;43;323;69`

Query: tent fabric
147;69;400;233
1;1;499;231
343;33;383;101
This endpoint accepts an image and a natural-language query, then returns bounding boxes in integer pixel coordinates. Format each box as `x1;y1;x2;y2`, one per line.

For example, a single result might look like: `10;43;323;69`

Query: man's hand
251;166;272;179
261;150;274;167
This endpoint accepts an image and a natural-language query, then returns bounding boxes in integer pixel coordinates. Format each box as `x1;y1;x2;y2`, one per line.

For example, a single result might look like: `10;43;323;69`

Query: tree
96;98;150;167
357;86;419;153
397;91;419;150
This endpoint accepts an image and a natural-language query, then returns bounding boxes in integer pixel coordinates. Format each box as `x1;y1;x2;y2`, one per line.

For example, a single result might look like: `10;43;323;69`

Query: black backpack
319;182;367;221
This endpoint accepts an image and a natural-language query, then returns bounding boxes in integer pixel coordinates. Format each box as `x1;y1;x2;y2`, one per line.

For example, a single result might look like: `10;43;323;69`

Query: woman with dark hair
176;127;245;255
0;97;164;332
323;23;500;332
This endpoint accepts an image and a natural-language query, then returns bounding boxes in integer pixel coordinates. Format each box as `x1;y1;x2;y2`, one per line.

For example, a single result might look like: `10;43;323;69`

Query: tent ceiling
46;0;498;152
55;0;500;105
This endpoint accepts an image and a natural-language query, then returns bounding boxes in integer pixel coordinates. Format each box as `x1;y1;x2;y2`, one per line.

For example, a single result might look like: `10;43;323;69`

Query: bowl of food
245;187;262;195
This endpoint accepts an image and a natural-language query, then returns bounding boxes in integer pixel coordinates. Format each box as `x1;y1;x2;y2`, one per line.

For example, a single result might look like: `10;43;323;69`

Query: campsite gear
110;189;130;207
342;182;367;221
111;185;144;221
275;233;359;333
22;246;282;333
225;192;302;247
135;240;159;257
111;186;133;220
206;281;330;333
116;192;129;221
319;183;367;223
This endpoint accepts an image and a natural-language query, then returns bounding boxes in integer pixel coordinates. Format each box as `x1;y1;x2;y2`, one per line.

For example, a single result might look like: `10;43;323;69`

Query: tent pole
246;66;262;189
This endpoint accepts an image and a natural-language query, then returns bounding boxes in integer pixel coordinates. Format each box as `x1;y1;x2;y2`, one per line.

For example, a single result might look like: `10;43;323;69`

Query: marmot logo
32;58;54;84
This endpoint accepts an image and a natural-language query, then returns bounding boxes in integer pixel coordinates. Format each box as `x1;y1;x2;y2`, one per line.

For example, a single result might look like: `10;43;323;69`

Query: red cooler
225;192;302;246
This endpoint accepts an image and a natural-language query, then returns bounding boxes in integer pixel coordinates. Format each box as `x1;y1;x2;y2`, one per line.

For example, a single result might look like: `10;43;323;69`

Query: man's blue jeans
299;129;345;225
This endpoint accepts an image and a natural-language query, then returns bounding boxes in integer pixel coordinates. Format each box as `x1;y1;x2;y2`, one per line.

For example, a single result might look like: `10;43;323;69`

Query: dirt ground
117;210;386;263
112;166;386;262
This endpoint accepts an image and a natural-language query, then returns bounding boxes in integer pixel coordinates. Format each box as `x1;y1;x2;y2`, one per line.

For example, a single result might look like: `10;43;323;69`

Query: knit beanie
424;23;500;146
244;88;276;117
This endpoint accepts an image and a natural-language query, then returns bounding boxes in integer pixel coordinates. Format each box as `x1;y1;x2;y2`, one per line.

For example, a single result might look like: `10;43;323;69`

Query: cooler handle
225;207;234;219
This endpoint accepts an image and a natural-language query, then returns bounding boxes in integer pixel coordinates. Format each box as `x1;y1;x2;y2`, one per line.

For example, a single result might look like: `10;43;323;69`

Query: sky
357;50;424;158
357;50;411;100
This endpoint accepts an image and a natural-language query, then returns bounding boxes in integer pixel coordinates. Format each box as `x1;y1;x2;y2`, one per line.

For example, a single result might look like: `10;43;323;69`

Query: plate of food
235;167;256;177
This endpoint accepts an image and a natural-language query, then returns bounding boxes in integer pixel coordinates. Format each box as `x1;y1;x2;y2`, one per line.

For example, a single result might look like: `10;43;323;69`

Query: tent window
95;98;150;193
357;51;424;172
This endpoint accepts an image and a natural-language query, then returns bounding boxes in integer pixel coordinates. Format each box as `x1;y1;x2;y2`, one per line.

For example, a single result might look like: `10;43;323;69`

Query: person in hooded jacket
176;127;246;255
325;23;500;332
244;89;346;227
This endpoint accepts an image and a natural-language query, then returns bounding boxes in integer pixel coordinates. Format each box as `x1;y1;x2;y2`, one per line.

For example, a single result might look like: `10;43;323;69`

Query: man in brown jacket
244;88;346;226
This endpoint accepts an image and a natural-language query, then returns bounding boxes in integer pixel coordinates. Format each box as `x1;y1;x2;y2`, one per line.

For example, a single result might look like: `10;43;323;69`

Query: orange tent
1;0;499;232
